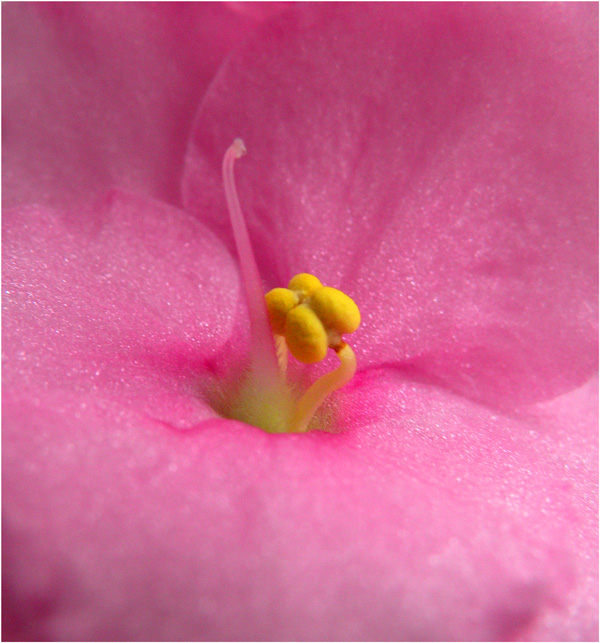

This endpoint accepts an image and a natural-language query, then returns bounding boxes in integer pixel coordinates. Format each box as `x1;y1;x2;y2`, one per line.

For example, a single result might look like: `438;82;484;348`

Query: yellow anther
284;305;328;364
263;270;360;431
265;272;361;367
308;287;361;336
288;273;323;301
265;287;299;335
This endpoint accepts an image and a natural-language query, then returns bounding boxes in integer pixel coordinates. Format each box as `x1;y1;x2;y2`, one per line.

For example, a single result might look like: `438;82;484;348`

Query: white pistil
222;139;280;384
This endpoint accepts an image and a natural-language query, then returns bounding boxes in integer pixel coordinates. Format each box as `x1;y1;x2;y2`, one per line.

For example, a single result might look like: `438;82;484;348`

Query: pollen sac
288;273;322;301
265;272;360;364
308;287;361;335
265;287;299;335
284;305;328;363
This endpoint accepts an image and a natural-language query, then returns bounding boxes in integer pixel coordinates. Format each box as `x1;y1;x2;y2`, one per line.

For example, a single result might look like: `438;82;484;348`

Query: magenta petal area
3;191;241;429
3;366;597;640
184;3;598;408
2;2;281;211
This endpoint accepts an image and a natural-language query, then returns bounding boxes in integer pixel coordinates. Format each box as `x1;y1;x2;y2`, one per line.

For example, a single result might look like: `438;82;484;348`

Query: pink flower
3;3;598;641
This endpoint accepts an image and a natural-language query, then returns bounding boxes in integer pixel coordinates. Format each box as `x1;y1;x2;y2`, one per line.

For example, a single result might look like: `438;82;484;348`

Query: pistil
222;140;280;384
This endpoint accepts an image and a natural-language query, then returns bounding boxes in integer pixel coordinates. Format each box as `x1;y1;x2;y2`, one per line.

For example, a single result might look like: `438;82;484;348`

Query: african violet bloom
3;3;598;641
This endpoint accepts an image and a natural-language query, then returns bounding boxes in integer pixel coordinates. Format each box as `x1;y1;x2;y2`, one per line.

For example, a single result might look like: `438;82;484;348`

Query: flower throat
213;139;360;433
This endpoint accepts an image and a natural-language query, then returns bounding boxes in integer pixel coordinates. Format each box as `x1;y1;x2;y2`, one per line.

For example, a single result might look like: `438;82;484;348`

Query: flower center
212;140;360;433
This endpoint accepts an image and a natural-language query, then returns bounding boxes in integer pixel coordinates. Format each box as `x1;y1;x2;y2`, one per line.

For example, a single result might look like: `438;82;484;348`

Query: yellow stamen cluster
265;273;361;363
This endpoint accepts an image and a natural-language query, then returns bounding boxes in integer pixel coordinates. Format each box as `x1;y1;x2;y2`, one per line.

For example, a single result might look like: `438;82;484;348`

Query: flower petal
3;371;596;640
184;3;598;407
3;191;240;428
2;3;275;211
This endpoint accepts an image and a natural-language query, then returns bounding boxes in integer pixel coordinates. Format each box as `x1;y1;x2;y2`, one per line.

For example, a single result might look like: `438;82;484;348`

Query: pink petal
3;5;596;639
4;189;595;641
3;193;241;428
2;3;275;211
3;370;596;640
184;3;598;407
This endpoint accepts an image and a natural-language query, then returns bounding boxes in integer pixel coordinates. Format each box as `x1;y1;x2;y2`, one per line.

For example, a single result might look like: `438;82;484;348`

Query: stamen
265;274;361;432
222;140;279;382
275;334;288;375
290;343;357;433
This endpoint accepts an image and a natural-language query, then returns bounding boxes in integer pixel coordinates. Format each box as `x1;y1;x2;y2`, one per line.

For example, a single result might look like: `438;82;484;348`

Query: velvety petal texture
185;2;598;408
3;197;598;640
2;2;278;211
3;308;598;640
3;193;240;429
3;3;598;642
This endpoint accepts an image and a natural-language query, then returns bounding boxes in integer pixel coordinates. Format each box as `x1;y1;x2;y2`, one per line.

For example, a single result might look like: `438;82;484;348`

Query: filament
290;343;357;432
